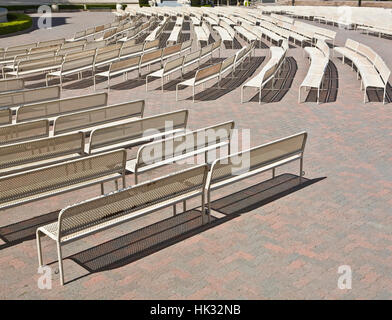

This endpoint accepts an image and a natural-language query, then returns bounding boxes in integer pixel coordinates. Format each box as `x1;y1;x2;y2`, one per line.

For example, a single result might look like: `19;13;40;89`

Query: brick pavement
0;10;391;299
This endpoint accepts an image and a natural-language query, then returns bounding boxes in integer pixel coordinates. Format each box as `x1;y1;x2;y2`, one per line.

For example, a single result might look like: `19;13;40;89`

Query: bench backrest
16;56;64;72
53;100;145;135
0;109;11;125
95;48;121;64
345;38;359;52
200;43;213;57
16;92;108;122
120;43;144;57
38;39;65;47
84;41;106;51
181;39;193;51
0;119;50;146
212;40;222;52
65;49;96;61
62;55;95;72
88;109;188;153
30;44;61;54
0;78;24;93
57;45;84;56
0;132;85;173
162;43;182;58
316;40;330;58
144;39;160;51
163;56;184;73
110;56;140;73
184;49;201;65
7;43;37;52
135;121;234;170
374;55;391;84
0;149;126;207
195;62;222;83
62;40;87;49
357;43;377;63
221;55;236;73
0;86;60;109
13;51;57;65
57;164;208;241
207;132;307;188
141;48;163;65
202;22;211;38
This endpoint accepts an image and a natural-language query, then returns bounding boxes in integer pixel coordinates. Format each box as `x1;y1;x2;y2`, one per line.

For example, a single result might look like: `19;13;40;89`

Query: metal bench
0;109;11;125
0;78;24;93
36;164;208;285
0;119;49;146
126;121;234;184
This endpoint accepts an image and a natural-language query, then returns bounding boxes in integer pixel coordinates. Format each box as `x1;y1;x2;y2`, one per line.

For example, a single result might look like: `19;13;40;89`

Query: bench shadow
249;56;297;103
305;59;339;103
57;173;324;284
0;210;59;250
183;56;264;102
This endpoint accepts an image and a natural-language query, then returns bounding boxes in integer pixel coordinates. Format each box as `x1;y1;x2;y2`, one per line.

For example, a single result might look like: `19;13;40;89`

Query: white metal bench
36;164;208;285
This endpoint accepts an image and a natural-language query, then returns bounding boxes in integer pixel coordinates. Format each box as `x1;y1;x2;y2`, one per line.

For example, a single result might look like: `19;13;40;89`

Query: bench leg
206;191;210;224
115;179;119;190
36;230;44;267
272;168;276;178
173;204;176;216
56;242;65;286
300;157;304;181
183;200;186;212
101;183;104;195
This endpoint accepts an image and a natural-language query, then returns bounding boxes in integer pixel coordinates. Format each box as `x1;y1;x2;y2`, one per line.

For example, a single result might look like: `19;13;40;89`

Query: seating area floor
0;10;392;299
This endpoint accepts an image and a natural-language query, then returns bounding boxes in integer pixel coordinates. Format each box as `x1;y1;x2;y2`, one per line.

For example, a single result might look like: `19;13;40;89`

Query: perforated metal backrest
212;40;222;51
122;39;137;48
58;164;208;240
89;109;188;152
0;79;24;93
144;39;160;50
0;86;60;108
53;100;145;135
208;132;307;187
110;56;140;73
30;44;61;54
62;55;95;72
57;46;84;56
62;40;87;49
162;43;181;57
95;48;121;64
120;43;144;57
345;38;359;51
200;43;212;57
0;119;50;146
141;48;163;64
17;92;108;122
181;39;193;51
316;40;329;58
13;51;56;64
221;55;235;72
195;62;222;82
163;56;184;73
0;149;126;204
38;39;65;47
65;49;96;61
18;56;63;72
84;41;105;51
0;132;84;170
7;43;37;52
184;50;201;64
136;121;234;168
0;109;11;126
373;56;391;84
3;49;28;60
357;43;376;62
